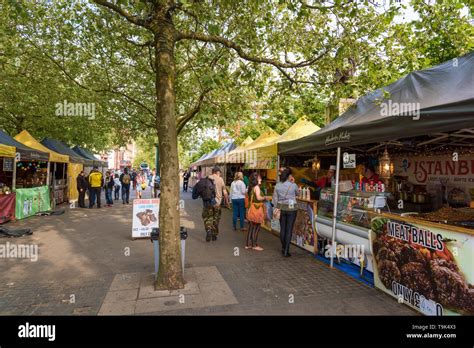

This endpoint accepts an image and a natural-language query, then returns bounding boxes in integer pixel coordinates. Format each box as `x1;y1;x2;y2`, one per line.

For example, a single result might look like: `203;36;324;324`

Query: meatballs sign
132;199;159;239
371;217;474;316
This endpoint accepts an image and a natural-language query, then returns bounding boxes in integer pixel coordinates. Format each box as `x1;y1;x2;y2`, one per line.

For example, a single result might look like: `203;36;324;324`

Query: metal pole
12;157;17;190
154;143;159;176
276;155;280;183
154;239;160;280
46;161;50;189
181;239;185;278
330;147;341;268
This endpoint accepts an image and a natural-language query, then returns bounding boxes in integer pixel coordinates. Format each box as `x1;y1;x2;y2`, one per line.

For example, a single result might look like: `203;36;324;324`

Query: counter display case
316;188;391;272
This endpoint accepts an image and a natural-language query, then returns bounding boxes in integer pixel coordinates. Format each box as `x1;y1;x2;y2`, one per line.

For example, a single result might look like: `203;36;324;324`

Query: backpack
192;177;216;206
122;174;131;185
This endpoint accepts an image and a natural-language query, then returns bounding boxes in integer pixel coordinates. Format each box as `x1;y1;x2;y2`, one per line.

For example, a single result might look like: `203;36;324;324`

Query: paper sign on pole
343;152;356;168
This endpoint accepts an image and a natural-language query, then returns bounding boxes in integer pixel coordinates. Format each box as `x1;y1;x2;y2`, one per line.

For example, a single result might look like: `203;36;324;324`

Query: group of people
191;163;380;257
191;166;300;257
76;167;161;208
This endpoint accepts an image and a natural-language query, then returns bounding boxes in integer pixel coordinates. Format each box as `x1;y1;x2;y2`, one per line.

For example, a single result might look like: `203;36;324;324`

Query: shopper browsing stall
272;169;299;257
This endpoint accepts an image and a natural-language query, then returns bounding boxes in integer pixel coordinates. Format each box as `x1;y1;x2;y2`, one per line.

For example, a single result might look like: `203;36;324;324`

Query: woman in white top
230;171;247;231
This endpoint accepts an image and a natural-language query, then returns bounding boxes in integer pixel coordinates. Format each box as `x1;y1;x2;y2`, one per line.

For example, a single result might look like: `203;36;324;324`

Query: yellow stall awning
0;144;16;158
247;118;320;169
14;130;69;163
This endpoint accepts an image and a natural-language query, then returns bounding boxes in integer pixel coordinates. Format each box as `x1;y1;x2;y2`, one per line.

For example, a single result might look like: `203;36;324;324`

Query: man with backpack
192;166;228;242
120;167;132;204
182;170;190;192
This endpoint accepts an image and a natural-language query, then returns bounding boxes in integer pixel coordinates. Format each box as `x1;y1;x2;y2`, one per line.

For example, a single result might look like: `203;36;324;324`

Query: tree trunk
154;18;184;290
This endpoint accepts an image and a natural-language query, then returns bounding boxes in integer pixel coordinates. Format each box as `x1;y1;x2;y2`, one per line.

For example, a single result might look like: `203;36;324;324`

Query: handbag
246;190;265;224
244;193;249;209
272;184;292;220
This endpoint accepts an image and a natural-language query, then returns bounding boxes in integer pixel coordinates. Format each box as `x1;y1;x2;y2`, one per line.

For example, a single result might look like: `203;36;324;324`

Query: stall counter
261;197;318;254
0;193;16;223
15;186;51;219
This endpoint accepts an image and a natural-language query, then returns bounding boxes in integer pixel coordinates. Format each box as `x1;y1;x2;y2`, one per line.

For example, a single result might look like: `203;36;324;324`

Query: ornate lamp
379;148;393;185
311;155;321;173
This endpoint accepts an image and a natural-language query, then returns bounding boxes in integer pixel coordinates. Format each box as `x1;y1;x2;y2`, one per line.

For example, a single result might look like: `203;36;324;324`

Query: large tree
88;0;406;289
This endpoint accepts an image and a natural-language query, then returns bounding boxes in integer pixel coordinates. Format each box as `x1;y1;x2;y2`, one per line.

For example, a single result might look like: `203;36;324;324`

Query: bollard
150;227;160;280
151;227;188;280
180;227;188;278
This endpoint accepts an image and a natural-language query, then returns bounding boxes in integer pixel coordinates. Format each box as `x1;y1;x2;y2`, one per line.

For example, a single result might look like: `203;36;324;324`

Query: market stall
248;119;320;237
14;130;69;206
225;136;254;184
239;130;280;191
279;51;474;315
72;145;108;175
41;138;92;204
0;130;50;220
0;140;17;223
196;142;236;185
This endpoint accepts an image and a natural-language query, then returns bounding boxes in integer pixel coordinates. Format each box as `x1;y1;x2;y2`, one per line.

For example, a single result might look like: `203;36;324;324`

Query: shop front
278;51;474;315
0;143;17;223
15;130;69;206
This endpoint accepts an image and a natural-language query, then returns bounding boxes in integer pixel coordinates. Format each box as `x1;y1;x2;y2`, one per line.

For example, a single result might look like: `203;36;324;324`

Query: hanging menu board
3;158;13;172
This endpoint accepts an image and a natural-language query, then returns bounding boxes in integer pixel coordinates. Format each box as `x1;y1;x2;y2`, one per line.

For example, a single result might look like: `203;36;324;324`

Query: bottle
307;187;311;200
302;187;306;199
374;183;379;192
355;182;359;191
381;183;385;193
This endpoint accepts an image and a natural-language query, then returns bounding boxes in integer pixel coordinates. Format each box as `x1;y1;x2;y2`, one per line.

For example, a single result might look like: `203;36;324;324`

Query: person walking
76;171;88;208
245;172;271;251
88;166;103;208
272;168;299;257
132;169;138;191
192;166;227;242
105;172;115;207
182;170;190;192
230;171;247;231
136;170;146;199
113;173;121;200
151;169;160;198
119;168;132;204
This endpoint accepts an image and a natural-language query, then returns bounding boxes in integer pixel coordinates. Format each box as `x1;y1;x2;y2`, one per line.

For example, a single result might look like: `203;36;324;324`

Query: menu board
3;158;13;172
291;199;317;253
132;199;159;238
371;216;474;316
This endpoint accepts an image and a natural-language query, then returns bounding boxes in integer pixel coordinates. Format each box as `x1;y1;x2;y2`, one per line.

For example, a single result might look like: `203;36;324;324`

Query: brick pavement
0;187;415;315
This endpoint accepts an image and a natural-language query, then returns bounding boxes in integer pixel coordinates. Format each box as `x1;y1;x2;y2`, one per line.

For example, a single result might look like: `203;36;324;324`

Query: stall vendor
362;164;380;184
302;165;336;189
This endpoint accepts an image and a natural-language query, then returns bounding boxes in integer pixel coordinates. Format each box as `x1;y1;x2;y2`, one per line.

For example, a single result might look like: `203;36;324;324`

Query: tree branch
93;0;149;29
176;88;211;134
176;32;330;69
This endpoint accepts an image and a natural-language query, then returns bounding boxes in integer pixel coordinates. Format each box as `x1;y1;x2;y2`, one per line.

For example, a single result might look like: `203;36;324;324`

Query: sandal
252;246;264;251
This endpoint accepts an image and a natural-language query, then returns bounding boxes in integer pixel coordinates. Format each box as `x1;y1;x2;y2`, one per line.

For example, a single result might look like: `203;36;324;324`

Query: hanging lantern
311;155;321;173
379;148;393;182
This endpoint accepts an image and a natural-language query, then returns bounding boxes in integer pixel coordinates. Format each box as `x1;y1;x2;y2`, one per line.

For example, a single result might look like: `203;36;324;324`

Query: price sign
3;158;13;172
343;152;356;168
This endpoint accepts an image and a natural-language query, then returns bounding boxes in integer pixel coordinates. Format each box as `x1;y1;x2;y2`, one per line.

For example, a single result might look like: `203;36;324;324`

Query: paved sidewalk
0;188;414;315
